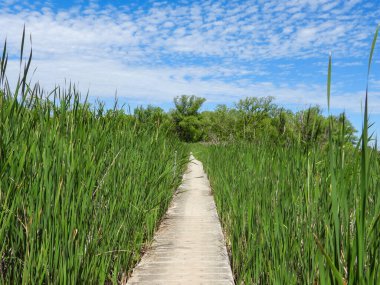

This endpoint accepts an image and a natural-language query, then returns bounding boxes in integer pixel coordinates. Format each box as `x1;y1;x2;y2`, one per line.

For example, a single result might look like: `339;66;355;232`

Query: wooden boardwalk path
127;155;234;285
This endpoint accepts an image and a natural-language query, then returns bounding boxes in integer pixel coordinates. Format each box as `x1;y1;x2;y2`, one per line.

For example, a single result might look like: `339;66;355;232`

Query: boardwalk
127;155;234;285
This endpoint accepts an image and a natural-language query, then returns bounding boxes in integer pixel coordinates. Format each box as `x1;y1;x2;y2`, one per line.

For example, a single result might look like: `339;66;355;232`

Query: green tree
294;107;357;147
329;112;357;145
295;106;326;145
172;95;206;142
134;105;165;126
134;105;170;140
202;105;239;143
270;107;297;144
235;96;277;140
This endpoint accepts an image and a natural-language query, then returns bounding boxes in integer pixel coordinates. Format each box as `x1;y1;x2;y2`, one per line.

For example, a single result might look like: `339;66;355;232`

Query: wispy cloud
0;0;379;116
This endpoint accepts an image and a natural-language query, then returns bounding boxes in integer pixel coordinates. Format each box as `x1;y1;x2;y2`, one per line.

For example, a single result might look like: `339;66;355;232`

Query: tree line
133;95;357;147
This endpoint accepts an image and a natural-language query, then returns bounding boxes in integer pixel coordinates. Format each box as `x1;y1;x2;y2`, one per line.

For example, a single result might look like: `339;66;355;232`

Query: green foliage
1;27;375;285
201;98;356;146
133;105;173;140
195;139;379;284
193;26;379;285
0;35;189;284
134;105;165;126
235;96;276;140
173;95;206;116
172;95;206;142
202;105;238;143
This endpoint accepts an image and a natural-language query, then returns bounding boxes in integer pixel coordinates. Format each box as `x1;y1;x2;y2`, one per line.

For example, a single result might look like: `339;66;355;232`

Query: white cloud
2;0;379;60
0;0;379;115
4;56;378;116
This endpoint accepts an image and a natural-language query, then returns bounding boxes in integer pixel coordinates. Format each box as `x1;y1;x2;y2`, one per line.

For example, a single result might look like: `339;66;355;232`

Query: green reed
0;30;188;284
195;26;380;284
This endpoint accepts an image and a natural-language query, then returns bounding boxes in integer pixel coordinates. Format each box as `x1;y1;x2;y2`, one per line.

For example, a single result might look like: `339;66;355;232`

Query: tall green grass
0;31;188;284
197;140;379;284
196;27;380;284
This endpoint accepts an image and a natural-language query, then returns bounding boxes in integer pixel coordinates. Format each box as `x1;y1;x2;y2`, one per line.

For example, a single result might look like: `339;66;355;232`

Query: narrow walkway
127;154;234;285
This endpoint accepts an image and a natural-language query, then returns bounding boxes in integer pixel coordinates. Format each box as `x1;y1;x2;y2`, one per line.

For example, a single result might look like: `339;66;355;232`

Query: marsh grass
0;30;188;284
195;26;380;284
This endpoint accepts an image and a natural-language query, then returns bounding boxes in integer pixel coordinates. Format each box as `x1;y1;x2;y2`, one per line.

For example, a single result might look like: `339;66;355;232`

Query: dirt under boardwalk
127;154;234;285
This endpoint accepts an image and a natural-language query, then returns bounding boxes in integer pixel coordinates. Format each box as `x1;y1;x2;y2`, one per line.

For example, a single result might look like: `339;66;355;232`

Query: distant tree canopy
202;97;356;147
134;105;165;126
173;95;206;117
171;95;206;142
235;96;277;140
131;95;357;146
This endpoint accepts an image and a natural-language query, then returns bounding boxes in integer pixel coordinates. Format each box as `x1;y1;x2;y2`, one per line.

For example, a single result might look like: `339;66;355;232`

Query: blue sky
1;0;380;137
